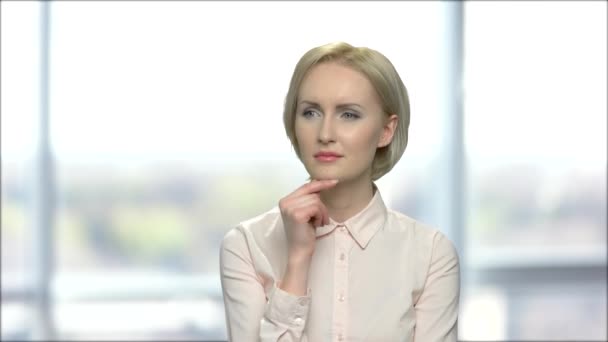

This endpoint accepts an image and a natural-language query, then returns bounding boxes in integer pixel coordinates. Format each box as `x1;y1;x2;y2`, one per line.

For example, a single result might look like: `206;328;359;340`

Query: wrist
281;257;311;296
288;250;313;266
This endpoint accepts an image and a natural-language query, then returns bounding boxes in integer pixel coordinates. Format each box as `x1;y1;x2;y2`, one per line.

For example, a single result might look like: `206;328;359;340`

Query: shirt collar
315;184;388;249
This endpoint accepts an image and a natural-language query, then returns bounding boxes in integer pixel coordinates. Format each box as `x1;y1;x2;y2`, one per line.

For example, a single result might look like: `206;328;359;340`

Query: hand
279;179;339;260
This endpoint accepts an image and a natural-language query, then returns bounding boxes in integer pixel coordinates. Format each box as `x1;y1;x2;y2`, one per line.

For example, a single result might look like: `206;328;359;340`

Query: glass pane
1;302;31;341
1;2;41;340
49;2;447;339
511;284;606;340
465;1;607;251
461;283;607;340
464;2;607;339
1;162;30;292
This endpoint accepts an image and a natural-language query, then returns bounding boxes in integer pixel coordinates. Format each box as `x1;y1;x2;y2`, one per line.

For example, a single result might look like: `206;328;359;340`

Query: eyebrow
298;100;365;111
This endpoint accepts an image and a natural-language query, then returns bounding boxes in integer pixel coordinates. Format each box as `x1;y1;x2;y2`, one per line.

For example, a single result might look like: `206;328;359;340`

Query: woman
219;42;459;341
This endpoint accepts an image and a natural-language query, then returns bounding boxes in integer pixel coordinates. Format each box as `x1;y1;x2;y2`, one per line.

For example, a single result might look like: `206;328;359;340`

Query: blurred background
1;1;606;341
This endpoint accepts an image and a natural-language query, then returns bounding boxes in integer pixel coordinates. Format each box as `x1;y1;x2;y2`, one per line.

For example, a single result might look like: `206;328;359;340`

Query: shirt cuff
265;282;311;327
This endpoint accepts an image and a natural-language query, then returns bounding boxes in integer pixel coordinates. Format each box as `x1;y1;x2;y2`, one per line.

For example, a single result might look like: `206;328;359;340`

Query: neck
319;176;375;223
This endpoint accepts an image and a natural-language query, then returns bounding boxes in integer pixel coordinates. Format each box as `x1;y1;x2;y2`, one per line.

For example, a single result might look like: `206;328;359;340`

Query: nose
318;115;335;144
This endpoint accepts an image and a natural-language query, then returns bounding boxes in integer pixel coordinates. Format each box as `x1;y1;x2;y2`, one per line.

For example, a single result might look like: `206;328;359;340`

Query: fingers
292;179;339;197
309;201;328;228
282;194;329;227
312;212;323;228
319;199;329;226
314;199;329;227
299;196;327;227
279;179;335;228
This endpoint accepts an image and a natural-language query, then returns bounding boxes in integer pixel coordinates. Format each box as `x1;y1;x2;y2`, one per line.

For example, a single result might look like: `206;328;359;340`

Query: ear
377;114;398;148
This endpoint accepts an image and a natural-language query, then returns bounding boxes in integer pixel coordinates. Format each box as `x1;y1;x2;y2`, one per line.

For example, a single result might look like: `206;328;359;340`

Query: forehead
298;62;380;105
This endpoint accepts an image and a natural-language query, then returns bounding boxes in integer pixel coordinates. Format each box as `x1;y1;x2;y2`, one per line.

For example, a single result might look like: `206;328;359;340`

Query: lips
314;151;342;158
314;151;343;162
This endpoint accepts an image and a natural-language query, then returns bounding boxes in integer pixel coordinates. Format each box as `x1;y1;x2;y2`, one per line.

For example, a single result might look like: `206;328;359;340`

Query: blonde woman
220;42;459;342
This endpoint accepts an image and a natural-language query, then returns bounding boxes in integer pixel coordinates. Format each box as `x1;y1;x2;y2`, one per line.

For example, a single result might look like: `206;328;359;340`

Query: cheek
343;125;383;154
295;121;313;151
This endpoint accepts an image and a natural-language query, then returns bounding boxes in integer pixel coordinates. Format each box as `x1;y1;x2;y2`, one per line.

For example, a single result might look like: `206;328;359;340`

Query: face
295;62;397;183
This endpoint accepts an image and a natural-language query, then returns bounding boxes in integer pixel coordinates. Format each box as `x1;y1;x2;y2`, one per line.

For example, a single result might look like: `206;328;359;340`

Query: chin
307;168;341;181
304;158;354;181
310;174;338;181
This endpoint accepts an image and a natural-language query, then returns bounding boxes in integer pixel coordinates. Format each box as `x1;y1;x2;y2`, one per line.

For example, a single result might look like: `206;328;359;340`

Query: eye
302;109;320;118
342;111;360;120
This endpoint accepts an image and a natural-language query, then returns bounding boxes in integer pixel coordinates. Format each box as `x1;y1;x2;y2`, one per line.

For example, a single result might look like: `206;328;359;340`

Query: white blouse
220;187;460;341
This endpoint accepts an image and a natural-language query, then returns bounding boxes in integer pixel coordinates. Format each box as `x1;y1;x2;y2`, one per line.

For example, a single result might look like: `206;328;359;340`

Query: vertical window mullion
30;1;56;339
437;1;465;260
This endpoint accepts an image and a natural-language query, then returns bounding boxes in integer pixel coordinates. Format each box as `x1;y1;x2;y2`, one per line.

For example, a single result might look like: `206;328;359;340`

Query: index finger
292;179;339;197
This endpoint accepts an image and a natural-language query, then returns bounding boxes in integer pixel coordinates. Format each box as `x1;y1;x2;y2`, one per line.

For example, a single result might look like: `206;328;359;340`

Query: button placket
333;224;349;342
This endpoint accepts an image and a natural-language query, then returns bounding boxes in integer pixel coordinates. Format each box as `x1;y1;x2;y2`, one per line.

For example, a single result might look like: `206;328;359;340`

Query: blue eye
342;111;360;120
302;110;320;118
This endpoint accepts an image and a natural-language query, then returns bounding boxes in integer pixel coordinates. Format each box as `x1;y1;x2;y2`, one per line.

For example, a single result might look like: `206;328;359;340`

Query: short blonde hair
283;42;410;181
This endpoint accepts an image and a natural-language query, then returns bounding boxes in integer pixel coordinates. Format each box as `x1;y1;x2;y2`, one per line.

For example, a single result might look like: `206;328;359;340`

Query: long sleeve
413;232;460;342
219;226;311;341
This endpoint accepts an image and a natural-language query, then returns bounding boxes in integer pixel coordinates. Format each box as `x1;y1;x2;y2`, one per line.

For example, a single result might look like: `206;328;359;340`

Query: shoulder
220;206;284;252
384;208;438;239
220;207;287;288
385;209;459;264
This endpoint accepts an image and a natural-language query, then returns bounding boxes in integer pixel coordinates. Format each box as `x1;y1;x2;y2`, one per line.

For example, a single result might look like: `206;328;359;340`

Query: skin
279;62;398;295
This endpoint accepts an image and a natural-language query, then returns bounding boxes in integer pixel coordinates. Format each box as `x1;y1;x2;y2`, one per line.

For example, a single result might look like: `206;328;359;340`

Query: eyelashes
302;110;320;118
342;112;360;120
301;109;361;120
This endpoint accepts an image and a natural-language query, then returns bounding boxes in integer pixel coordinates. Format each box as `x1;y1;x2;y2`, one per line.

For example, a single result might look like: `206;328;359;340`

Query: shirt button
298;298;307;306
338;333;344;341
294;317;303;325
338;293;345;302
339;253;345;261
340;227;346;233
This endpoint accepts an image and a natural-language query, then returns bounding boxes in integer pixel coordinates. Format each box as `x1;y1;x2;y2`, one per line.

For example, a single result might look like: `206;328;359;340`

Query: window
461;2;607;340
1;1;606;340
2;1;450;340
1;2;41;339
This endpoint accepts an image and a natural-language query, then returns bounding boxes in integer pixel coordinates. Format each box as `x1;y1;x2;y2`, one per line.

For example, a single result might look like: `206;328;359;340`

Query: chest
303;231;423;341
